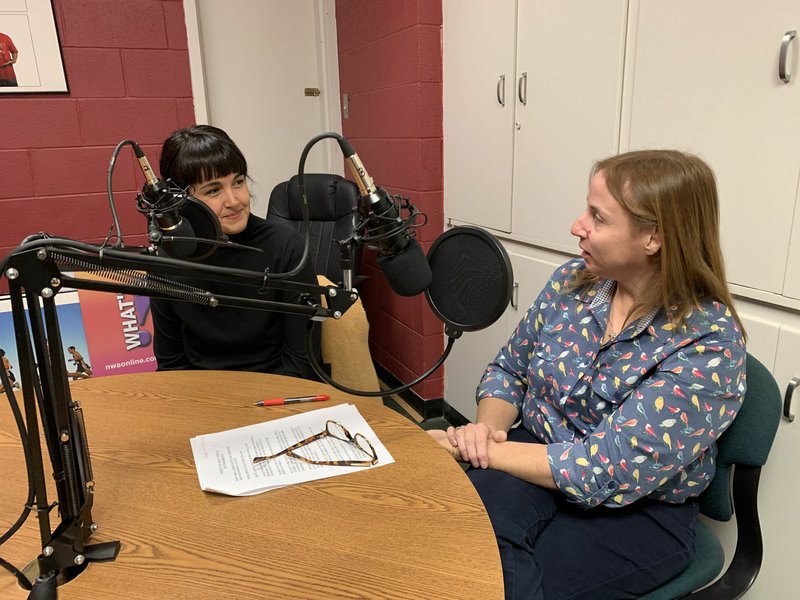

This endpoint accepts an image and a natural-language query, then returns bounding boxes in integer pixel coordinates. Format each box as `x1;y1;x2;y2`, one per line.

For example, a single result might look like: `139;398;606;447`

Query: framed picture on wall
0;0;67;93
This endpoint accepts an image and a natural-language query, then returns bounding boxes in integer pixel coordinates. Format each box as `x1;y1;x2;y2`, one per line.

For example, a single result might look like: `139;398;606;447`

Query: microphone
339;139;432;296
132;143;198;259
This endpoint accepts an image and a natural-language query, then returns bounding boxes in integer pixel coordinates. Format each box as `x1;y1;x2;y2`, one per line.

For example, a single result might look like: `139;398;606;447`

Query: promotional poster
0;283;156;391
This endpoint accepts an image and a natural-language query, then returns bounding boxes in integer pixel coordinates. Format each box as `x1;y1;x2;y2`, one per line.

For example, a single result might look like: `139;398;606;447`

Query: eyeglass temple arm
252;431;329;463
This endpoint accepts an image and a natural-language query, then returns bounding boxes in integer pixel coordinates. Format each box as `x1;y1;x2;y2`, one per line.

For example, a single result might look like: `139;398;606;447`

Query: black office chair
266;173;361;285
639;353;782;599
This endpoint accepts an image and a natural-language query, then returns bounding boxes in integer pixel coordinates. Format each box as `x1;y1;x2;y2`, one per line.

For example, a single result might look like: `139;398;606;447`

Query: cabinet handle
779;30;797;84
784;376;799;422
511;282;519;310
518;72;527;105
497;74;506;106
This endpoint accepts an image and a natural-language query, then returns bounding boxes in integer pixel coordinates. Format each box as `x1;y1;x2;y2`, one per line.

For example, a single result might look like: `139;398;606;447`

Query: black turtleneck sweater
150;214;318;380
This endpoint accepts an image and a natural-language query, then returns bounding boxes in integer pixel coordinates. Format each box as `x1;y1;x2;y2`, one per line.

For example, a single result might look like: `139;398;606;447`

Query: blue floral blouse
478;259;747;508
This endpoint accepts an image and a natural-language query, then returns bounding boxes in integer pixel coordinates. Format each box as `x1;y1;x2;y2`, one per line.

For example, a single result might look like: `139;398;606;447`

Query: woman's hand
449;422;508;469
426;423;508;469
427;429;463;462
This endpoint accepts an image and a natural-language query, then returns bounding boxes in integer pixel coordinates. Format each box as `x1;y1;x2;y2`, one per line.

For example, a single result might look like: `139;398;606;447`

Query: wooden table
0;371;503;599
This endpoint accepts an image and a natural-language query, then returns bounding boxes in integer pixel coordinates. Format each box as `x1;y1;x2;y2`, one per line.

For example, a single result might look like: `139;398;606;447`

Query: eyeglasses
252;420;378;467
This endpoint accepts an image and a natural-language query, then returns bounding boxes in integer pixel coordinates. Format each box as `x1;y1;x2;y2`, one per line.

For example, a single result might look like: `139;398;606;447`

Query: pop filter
158;196;222;261
425;226;513;335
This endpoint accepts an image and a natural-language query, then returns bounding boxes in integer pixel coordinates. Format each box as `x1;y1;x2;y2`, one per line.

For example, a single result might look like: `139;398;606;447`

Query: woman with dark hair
150;125;318;379
429;150;747;599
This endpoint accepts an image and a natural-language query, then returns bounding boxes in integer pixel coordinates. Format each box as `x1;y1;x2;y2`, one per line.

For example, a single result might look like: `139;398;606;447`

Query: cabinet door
750;324;800;599
623;0;800;294
505;251;562;333
512;0;628;252
782;192;800;299
443;0;516;232
445;313;513;423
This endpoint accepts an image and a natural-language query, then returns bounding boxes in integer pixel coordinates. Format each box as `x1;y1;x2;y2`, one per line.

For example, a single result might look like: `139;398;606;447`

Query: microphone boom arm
1;235;357;597
6;238;357;319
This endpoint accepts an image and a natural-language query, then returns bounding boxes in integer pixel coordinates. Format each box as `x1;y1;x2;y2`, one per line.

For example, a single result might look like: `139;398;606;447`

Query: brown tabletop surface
0;370;503;599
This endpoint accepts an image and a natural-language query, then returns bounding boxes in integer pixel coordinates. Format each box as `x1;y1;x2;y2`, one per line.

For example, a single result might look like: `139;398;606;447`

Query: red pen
254;394;330;407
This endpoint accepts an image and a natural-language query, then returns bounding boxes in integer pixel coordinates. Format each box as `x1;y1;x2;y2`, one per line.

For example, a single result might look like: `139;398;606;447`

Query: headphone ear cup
424;226;513;334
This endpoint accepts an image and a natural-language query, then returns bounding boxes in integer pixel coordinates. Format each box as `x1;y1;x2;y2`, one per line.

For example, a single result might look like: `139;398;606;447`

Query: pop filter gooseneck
425;226;514;335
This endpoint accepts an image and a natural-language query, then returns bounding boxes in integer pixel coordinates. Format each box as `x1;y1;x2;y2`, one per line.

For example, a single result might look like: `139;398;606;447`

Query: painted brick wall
336;0;444;399
1;0;446;401
0;0;195;294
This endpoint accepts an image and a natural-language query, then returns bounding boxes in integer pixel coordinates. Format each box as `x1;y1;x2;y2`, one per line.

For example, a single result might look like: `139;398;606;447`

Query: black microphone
132;143;198;259
339;139;432;296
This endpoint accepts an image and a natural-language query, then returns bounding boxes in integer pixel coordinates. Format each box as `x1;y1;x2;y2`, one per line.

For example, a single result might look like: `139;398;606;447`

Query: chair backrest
699;352;782;521
267;173;360;285
317;275;380;391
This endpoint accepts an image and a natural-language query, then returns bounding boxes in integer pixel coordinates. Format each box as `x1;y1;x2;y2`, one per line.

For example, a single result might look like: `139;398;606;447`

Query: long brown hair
572;149;745;338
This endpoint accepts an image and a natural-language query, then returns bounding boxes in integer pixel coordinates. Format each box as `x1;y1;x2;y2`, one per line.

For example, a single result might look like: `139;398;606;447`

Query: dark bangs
159;125;248;189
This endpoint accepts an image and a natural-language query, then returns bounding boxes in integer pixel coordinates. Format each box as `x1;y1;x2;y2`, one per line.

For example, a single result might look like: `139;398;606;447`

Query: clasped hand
428;423;507;469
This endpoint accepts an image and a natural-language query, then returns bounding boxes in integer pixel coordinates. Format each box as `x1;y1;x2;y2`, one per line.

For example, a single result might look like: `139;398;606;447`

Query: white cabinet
622;0;800;295
444;313;510;423
512;1;627;252
445;0;800;304
443;0;628;245
442;1;517;232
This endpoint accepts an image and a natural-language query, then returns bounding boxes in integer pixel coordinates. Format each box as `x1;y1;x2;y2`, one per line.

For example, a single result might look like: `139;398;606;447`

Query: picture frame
0;0;67;93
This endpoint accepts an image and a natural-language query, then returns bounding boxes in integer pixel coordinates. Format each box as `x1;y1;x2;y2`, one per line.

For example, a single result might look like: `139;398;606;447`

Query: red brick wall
1;0;446;400
336;0;444;399
0;0;195;293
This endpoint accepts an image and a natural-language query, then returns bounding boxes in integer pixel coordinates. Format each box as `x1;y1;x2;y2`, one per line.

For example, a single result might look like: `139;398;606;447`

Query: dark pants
0;78;18;86
468;428;698;600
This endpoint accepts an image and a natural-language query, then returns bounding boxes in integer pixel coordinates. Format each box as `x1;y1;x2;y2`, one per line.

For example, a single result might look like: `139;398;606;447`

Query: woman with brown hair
430;150;746;599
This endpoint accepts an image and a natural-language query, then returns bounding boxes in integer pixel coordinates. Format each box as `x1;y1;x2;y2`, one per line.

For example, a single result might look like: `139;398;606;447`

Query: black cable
303;319;455;397
0;556;32;591
355;197;427;248
0;370;35;591
282;131;346;279
106;139;138;249
294;133;449;397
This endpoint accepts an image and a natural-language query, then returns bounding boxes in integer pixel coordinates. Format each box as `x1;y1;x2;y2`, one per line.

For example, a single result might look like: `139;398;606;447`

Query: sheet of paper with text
190;403;395;496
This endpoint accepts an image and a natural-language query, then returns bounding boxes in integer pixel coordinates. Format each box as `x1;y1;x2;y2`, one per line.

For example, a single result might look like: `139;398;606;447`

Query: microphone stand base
23;540;121;584
22;525;121;592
